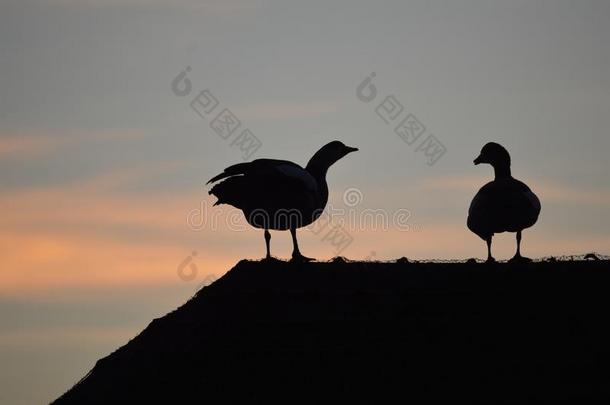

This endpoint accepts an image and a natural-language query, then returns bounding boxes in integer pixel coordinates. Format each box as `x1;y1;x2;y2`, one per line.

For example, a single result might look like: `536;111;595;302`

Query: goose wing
467;182;495;238
207;159;316;190
468;179;541;237
207;159;319;209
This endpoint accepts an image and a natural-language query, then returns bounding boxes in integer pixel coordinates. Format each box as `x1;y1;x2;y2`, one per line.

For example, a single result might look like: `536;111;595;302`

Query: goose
467;142;541;263
207;141;358;261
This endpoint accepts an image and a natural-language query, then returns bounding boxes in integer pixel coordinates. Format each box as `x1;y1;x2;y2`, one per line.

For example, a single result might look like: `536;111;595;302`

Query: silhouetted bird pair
208;141;541;263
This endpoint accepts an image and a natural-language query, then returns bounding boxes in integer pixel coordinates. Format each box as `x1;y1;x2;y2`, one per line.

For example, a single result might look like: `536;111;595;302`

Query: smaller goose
207;141;358;261
467;142;541;263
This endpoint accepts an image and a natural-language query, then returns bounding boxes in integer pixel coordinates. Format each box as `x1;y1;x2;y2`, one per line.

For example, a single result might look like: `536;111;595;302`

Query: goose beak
345;146;359;153
473;154;483;165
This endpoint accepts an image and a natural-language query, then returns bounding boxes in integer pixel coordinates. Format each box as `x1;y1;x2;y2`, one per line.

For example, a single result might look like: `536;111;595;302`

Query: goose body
209;159;326;230
207;141;358;260
467;142;541;262
468;178;540;237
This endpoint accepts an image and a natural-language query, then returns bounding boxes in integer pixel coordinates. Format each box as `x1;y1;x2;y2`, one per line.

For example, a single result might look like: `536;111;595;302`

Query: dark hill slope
53;259;610;404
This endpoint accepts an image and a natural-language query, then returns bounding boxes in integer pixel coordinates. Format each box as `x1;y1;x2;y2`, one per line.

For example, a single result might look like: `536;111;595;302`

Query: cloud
0;167;242;294
0;325;135;348
423;174;610;206
536;182;610;206
2;165;609;296
0;135;58;158
0;129;146;159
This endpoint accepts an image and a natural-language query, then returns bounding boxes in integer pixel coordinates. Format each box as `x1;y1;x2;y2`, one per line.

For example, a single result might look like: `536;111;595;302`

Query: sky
1;0;609;403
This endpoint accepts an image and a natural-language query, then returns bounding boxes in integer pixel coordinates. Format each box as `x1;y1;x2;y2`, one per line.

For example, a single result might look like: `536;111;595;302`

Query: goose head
474;142;512;178
306;141;358;176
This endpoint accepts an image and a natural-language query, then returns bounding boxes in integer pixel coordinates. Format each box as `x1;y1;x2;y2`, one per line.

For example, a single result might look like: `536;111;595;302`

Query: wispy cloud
0;135;58;158
2;164;609;295
424;174;610;207
0;129;146;159
0;167;230;293
0;325;136;348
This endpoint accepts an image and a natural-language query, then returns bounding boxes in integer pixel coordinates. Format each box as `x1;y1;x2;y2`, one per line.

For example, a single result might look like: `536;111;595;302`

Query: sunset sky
2;0;610;403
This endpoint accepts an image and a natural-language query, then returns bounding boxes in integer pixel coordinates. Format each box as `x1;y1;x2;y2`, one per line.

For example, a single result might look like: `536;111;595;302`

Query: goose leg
290;227;314;262
510;231;532;263
264;229;271;259
486;236;496;263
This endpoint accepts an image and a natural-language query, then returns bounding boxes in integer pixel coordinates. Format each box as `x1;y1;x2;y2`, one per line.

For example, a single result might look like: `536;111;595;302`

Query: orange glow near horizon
2;172;609;296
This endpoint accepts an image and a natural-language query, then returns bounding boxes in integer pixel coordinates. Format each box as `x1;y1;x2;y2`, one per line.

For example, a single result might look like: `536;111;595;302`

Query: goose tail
208;176;246;208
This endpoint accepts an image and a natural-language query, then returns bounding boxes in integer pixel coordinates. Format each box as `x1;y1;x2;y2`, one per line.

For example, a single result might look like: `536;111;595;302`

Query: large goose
207;141;358;261
467;142;541;263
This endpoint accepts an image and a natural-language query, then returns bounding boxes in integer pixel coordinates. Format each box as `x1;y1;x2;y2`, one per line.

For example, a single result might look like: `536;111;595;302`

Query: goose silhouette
467;142;541;263
207;141;358;261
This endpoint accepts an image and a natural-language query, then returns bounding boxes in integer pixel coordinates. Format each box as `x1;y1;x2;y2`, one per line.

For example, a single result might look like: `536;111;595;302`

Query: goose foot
509;255;532;263
291;253;315;263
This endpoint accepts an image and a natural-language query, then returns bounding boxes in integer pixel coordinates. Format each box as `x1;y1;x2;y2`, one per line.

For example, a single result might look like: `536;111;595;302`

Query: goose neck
493;164;512;180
